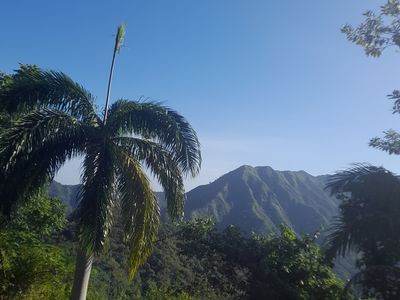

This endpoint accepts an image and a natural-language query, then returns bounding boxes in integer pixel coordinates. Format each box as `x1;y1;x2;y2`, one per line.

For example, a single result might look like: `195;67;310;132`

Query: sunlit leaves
108;100;201;177
0;65;98;123
116;137;185;220
115;147;160;279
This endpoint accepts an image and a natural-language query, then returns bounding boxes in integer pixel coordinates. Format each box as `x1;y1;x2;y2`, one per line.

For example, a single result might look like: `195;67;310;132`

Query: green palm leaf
0;65;98;123
325;164;400;258
77;141;117;254
115;136;185;219
326;164;393;195
108;99;201;176
1;109;89;171
115;147;160;279
0;109;88;214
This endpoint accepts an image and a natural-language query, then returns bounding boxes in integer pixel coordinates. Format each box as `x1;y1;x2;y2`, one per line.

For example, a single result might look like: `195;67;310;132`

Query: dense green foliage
0;64;201;298
0;199;348;300
174;219;346;300
85;218;347;299
0;190;73;299
326;165;400;299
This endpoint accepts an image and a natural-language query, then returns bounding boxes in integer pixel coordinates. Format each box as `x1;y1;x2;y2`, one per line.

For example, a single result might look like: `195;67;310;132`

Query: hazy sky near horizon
2;1;400;191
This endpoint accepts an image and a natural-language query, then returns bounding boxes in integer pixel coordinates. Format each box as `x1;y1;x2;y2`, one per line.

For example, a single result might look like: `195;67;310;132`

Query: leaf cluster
342;0;400;57
0;191;72;300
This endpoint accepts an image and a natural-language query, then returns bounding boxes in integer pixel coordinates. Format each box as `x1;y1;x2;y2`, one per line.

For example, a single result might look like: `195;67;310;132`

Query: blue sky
2;1;400;191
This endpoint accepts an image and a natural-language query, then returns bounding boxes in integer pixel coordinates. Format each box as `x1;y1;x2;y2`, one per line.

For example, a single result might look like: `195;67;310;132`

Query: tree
176;219;346;300
0;189;71;299
342;0;400;154
342;0;400;57
0;26;201;299
326;164;400;299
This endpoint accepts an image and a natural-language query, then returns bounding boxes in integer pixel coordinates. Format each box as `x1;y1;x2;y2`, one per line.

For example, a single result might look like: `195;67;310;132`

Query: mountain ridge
184;165;338;235
49;165;355;277
50;165;339;236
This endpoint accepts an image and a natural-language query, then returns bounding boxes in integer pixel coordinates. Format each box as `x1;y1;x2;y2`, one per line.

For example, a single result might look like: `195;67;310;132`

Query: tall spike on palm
104;24;125;124
0;25;201;300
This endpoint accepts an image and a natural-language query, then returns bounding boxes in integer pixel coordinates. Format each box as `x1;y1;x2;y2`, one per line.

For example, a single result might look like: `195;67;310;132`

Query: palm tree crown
325;164;400;298
0;65;201;278
325;164;400;262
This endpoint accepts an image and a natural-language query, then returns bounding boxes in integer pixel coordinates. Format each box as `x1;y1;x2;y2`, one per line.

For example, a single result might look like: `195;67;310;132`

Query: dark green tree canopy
326;165;400;299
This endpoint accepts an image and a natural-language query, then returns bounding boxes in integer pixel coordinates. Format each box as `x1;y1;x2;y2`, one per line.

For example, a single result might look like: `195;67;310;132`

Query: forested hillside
51;165;339;236
0;192;347;299
185;165;338;234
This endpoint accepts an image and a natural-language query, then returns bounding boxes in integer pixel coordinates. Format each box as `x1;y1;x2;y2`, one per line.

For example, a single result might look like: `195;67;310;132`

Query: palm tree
0;29;201;299
325;164;400;299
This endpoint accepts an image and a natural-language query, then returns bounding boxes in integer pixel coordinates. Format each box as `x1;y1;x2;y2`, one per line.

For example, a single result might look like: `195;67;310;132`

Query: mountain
48;181;80;212
49;181;165;214
49;166;354;277
50;165;338;235
183;166;357;278
185;165;339;235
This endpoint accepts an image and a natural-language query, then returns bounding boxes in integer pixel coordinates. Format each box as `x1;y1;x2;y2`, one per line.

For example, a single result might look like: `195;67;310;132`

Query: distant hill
185;165;338;235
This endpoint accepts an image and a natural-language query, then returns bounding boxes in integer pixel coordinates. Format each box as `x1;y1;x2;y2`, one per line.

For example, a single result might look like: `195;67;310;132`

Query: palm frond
115;146;160;279
325;215;356;258
0;65;98;123
325;164;400;258
0;109;88;215
107;100;201;177
0;109;89;172
326;163;392;195
76;141;117;254
115;136;185;220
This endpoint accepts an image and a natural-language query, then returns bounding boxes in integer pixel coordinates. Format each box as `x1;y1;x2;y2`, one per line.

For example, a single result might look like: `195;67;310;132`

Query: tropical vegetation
3;3;400;298
326;165;400;299
0;26;201;299
0;200;348;300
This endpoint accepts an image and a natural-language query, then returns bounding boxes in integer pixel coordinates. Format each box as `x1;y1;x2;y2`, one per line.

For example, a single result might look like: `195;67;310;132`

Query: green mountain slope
49;181;165;214
48;181;80;213
50;165;339;235
185;165;339;235
49;166;354;277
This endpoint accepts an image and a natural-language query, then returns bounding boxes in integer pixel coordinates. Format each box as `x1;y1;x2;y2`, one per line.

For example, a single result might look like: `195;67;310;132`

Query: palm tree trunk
70;247;94;300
